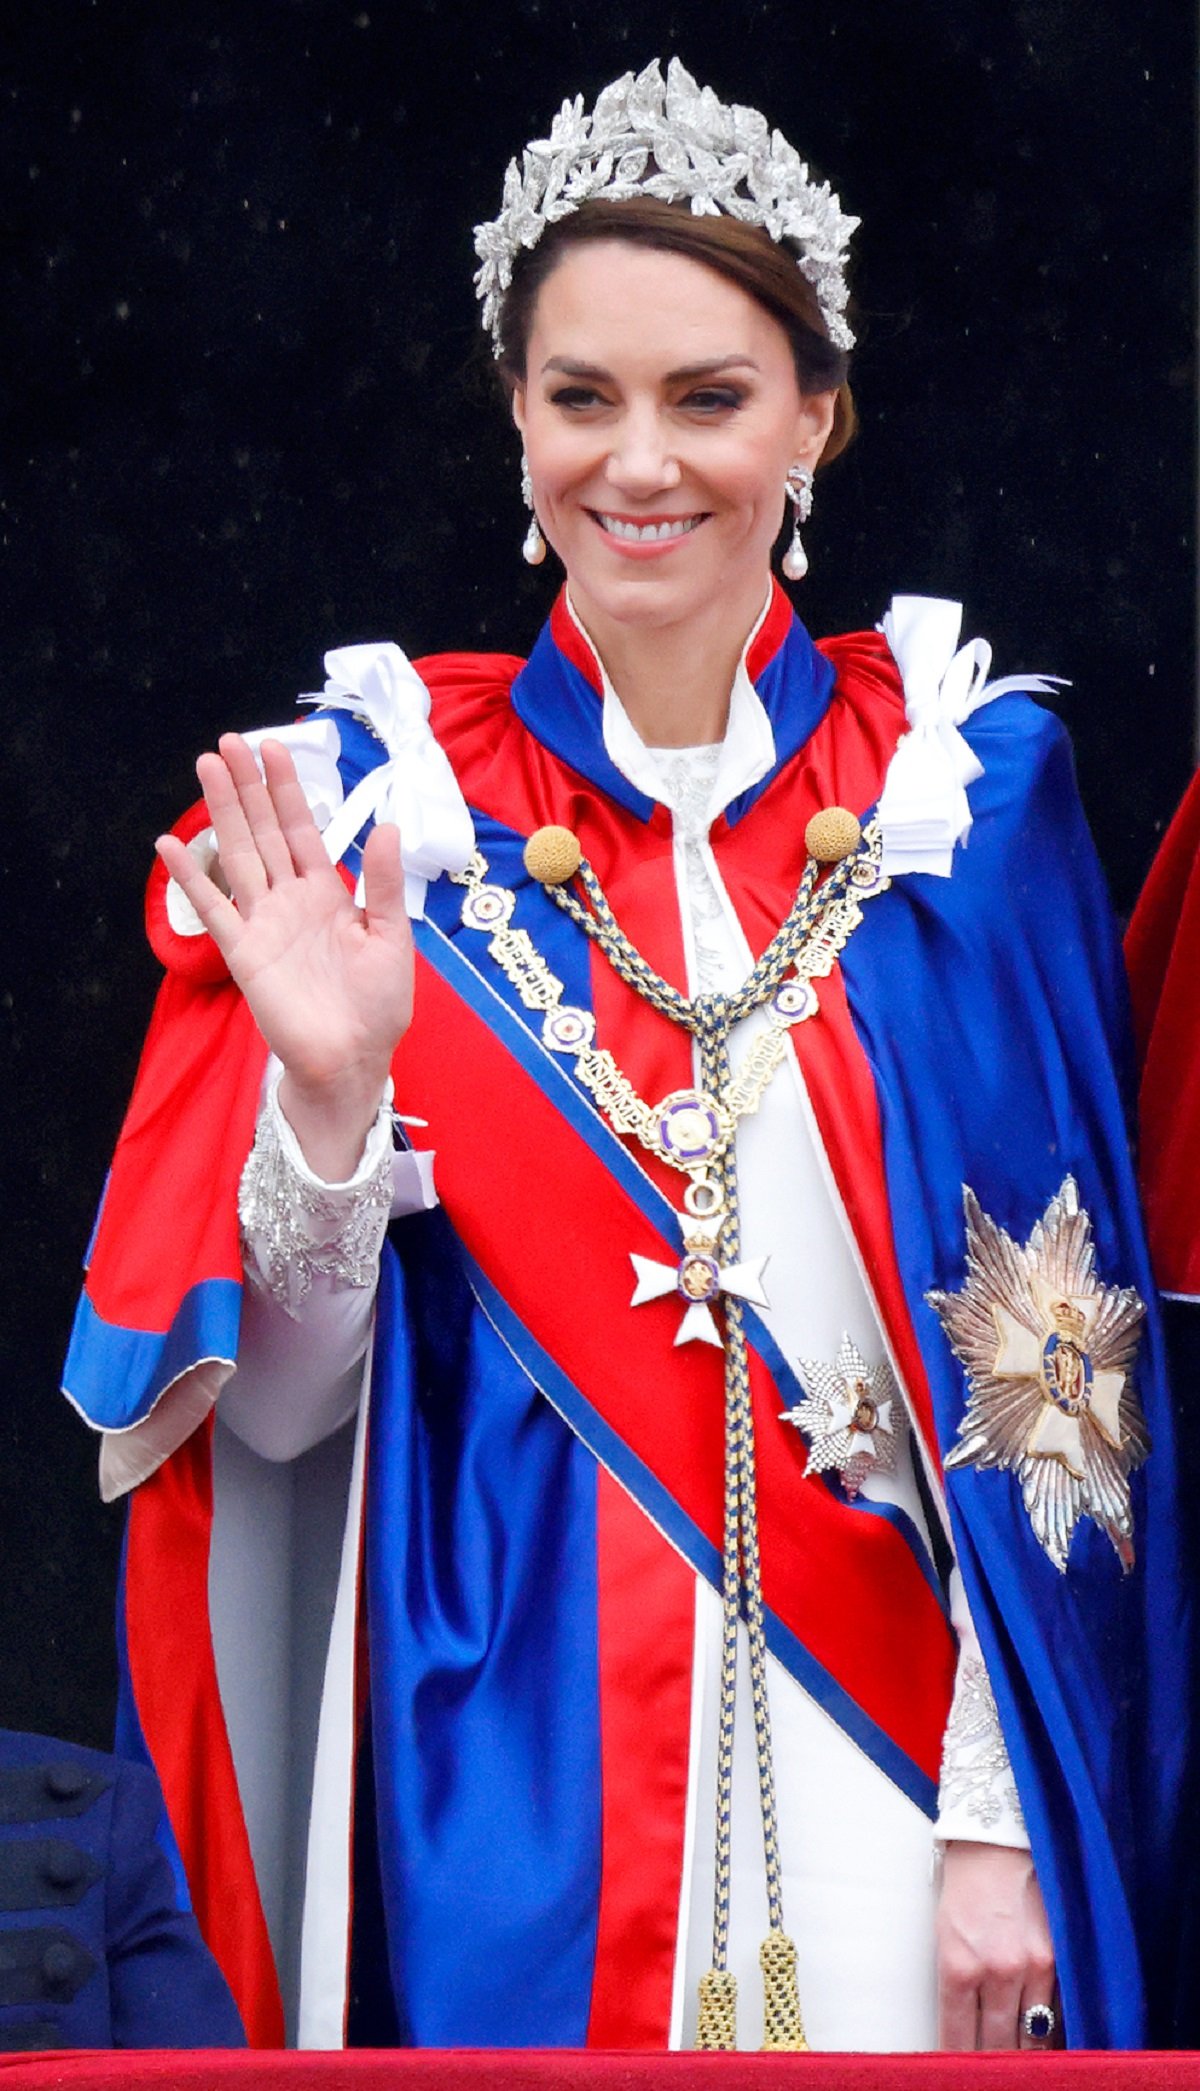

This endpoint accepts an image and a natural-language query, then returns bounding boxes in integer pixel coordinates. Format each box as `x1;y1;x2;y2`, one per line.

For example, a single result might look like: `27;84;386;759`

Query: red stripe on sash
126;1423;284;2046
586;1474;694;2047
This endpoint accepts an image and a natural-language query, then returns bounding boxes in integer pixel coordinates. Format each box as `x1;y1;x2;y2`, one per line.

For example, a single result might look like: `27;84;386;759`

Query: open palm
157;734;413;1106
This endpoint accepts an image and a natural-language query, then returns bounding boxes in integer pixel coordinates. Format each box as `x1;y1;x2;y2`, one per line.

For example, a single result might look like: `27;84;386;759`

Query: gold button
804;806;862;863
524;825;583;886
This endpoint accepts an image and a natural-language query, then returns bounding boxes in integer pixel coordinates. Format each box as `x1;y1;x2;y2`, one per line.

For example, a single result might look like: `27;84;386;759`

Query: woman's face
511;240;836;645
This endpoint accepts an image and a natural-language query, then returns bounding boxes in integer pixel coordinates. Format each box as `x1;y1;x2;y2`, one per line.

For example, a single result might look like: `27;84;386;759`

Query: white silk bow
876;596;1065;878
302;641;476;919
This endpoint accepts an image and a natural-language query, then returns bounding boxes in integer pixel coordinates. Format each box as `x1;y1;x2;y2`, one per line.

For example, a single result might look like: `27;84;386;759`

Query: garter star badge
780;1336;904;1497
928;1179;1149;1573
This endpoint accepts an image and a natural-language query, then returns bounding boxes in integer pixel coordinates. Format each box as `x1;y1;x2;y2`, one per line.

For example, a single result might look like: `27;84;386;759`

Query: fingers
258;739;339;877
936;1975;979;2052
214;736;304;894
977;1970;1024;2051
193;740;281;908
194;734;334;911
155;830;244;956
173;734;407;967
939;1968;1054;2052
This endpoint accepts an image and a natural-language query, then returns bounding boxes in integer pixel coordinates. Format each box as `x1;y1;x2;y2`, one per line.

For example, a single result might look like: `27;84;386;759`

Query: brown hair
495;197;856;466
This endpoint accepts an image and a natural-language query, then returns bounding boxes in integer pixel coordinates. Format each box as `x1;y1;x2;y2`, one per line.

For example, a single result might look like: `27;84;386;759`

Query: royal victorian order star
928;1178;1150;1573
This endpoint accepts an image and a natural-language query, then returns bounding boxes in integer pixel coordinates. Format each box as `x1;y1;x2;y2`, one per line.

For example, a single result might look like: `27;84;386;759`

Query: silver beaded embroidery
938;1651;1025;1834
238;1095;395;1318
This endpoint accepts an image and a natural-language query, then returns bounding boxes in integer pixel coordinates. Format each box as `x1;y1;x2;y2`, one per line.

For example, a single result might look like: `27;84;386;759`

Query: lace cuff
935;1649;1028;1848
238;1070;395;1318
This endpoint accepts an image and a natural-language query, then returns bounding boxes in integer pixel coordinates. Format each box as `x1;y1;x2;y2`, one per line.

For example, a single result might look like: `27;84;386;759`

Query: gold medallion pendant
928;1178;1149;1572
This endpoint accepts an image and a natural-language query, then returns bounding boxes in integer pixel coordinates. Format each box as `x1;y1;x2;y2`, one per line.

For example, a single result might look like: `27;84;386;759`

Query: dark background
2;1;1195;1746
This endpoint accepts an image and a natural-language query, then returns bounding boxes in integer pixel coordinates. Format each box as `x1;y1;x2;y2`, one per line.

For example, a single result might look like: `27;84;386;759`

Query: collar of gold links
450;803;888;2051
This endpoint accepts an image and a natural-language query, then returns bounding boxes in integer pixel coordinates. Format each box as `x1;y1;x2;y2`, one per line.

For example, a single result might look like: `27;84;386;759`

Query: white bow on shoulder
876;596;1065;879
303;641;476;919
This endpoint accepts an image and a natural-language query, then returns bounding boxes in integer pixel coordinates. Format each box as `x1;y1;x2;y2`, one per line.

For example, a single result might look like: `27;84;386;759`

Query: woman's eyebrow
667;355;761;380
540;353;761;380
540;357;612;378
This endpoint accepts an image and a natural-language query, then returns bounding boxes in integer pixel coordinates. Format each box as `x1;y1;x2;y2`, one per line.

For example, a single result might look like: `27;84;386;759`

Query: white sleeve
934;1567;1030;1849
217;1065;437;1462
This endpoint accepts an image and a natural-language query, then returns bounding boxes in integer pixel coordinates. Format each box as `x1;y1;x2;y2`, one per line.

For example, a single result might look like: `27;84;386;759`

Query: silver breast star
781;1335;903;1496
928;1178;1149;1573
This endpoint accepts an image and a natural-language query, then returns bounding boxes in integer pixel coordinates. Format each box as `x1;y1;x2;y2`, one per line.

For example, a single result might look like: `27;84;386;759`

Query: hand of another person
156;734;413;1177
936;1840;1059;2050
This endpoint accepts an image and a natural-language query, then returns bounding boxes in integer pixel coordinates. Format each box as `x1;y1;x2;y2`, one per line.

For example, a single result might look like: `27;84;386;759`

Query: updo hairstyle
495;196;856;467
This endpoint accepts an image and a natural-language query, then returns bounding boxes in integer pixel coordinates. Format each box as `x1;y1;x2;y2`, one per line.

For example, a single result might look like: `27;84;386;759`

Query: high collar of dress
509;579;837;827
580;589;777;831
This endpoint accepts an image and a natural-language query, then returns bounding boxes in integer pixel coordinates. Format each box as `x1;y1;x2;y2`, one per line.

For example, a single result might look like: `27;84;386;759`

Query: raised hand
156;734;414;1178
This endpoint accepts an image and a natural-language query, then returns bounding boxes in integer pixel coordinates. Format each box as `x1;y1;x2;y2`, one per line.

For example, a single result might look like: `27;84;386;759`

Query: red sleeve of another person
1125;769;1200;1298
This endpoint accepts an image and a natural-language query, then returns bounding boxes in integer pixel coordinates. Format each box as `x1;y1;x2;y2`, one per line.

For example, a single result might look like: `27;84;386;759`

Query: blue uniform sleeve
104;1759;246;2049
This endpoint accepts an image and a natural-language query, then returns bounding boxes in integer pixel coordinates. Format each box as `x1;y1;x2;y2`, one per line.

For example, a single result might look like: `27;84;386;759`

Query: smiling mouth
593;512;707;543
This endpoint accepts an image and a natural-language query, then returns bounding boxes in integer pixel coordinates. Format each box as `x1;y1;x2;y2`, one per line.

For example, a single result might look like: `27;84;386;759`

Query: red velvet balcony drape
2;2053;1199;2089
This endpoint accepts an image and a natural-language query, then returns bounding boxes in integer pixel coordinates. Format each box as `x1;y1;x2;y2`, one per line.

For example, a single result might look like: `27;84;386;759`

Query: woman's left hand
936;1840;1059;2050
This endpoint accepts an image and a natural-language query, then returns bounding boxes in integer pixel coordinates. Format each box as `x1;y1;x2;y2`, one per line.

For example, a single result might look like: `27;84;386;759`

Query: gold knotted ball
523;824;582;887
804;804;862;864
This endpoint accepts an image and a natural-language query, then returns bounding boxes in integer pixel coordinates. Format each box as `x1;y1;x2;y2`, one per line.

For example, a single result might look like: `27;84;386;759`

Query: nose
603;408;681;498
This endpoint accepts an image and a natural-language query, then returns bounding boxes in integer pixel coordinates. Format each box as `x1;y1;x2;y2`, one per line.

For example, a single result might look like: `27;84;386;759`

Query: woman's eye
683;387;745;413
548;385;607;410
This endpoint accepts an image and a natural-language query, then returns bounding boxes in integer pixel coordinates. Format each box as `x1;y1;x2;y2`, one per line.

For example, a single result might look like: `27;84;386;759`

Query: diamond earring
521;455;547;567
782;465;814;581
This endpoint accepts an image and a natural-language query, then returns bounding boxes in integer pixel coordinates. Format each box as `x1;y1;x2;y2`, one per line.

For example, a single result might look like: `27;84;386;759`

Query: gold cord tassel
697;1969;738;2051
760;1929;808;2051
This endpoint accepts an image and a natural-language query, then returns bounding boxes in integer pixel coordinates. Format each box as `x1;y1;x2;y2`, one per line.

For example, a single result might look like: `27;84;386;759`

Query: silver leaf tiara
473;58;858;356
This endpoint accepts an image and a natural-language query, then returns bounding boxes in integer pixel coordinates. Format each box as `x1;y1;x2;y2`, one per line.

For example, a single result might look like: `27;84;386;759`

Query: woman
63;60;1189;2054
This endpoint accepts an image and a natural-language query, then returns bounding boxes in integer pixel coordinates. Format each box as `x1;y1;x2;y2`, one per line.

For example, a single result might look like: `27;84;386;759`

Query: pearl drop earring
782;465;814;581
521;455;546;567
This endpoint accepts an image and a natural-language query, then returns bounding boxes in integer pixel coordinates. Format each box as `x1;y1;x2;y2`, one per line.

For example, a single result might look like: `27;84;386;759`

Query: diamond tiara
473;58;858;358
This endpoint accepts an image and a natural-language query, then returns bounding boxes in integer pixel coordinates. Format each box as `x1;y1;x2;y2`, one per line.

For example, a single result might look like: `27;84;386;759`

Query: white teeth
598;514;702;542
